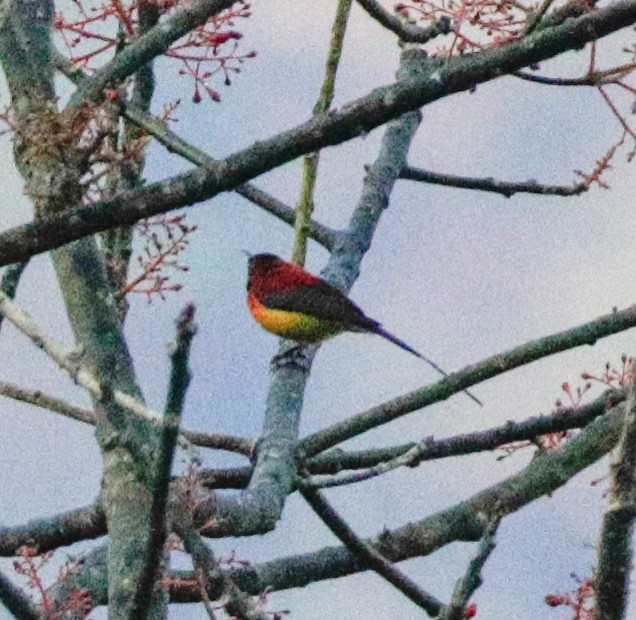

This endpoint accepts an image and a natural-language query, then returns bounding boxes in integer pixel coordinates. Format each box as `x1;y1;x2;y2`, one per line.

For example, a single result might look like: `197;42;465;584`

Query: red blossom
55;0;255;103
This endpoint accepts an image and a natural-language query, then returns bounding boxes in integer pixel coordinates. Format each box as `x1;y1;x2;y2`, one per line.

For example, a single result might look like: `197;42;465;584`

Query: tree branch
0;262;27;333
302;390;620;487
0;504;106;556
438;522;499;620
181;530;270;620
0;570;41;620
1;0;635;265
53;52;338;251
301;486;443;616
400;165;588;197
0;291;167;428
356;0;452;43
300;302;636;457
0;379;253;456
291;0;352;264
191;48;426;540
120;101;337;249
37;406;626;606
132;304;197;619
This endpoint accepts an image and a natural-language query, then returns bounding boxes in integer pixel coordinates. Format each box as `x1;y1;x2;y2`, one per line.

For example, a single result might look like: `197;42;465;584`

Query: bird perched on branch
246;253;481;405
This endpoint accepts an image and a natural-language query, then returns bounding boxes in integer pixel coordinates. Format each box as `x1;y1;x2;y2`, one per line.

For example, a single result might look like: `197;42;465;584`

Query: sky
1;0;636;618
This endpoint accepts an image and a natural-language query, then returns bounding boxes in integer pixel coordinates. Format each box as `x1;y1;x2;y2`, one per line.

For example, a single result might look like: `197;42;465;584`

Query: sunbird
246;253;481;405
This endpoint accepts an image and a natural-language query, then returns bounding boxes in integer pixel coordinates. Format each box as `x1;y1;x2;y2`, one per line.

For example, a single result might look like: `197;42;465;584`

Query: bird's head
246;253;284;290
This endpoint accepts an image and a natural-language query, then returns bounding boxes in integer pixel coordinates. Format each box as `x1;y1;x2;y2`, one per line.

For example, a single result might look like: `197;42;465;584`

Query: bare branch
193;48;425;540
292;0;352;263
301;486;443;616
522;0;557;35
303;390;620;487
181;529;271;620
300;302;636;457
356;0;452;43
0;379;253;456
0;380;98;425
400;165;588;197
121;104;337;250
439;522;499;620
53;52;337;251
173;406;624;599
35;406;626;605
0;291;183;433
0;262;27;333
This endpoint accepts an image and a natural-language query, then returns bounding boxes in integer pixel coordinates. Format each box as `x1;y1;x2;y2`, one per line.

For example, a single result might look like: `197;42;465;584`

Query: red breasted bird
246;253;481;405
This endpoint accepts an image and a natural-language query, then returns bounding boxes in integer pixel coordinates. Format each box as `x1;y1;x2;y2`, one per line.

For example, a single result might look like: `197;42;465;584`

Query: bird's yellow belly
249;297;341;342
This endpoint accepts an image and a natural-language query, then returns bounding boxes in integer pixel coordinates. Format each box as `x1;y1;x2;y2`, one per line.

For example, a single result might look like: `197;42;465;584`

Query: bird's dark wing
261;282;378;331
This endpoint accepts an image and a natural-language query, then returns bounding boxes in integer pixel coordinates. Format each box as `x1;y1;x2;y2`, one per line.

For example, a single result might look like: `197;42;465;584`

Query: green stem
291;0;352;264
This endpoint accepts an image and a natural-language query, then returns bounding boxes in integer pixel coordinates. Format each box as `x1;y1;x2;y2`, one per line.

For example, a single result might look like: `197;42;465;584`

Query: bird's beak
242;249;253;259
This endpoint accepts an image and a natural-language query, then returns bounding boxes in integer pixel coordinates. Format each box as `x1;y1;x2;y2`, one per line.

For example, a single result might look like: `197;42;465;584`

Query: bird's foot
271;344;311;370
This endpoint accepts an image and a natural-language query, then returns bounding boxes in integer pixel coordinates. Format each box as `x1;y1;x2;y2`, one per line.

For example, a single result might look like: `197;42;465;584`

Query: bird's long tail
375;326;483;406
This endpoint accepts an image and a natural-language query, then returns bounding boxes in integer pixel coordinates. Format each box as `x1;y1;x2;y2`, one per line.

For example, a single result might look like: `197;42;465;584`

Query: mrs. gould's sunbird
246;253;481;405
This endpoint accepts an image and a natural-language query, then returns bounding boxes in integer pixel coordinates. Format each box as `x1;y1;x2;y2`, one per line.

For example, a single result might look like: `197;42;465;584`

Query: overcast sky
1;1;636;618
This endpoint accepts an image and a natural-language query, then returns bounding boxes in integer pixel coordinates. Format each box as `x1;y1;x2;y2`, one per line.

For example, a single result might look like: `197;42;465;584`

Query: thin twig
0;291;181;435
301;390;619;487
439;521;499;620
181;529;271;620
301;485;443;616
521;0;556;35
0;379;253;455
356;0;452;43
300;302;636;457
400;165;587;197
69;0;239;106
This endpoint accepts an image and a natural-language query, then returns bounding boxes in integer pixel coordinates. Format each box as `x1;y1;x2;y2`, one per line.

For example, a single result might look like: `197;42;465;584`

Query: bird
246;253;482;406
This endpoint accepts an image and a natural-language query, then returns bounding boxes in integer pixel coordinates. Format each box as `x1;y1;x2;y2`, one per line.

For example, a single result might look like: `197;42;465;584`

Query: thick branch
1;0;635;265
37;406;625;605
193;49;425;539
